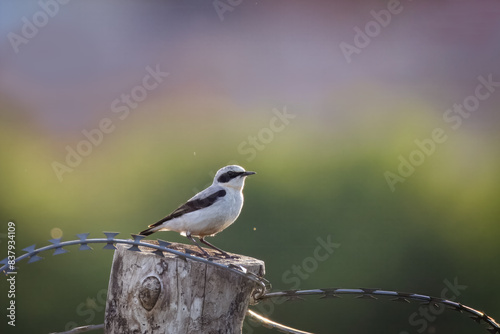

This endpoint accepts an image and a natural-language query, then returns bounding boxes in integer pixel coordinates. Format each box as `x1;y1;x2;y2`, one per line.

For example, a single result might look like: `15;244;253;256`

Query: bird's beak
242;171;256;176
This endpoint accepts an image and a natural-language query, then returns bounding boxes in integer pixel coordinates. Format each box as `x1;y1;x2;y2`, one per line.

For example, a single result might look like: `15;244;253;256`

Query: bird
140;165;256;257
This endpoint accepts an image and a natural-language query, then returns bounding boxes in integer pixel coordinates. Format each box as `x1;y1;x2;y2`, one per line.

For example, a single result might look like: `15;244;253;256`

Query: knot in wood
139;276;161;311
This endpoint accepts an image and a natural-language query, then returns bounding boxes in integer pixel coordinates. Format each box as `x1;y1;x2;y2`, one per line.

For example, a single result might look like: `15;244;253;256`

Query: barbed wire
0;232;269;297
259;288;500;334
2;232;499;334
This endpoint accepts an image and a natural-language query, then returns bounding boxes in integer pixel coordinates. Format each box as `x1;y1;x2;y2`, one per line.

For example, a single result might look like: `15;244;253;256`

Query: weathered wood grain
105;241;264;334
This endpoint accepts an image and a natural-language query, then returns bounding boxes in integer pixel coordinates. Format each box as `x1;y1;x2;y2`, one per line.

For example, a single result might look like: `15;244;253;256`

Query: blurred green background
1;1;499;334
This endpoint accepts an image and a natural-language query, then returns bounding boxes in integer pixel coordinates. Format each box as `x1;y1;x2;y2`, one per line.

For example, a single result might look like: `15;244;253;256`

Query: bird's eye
217;171;241;183
218;172;231;183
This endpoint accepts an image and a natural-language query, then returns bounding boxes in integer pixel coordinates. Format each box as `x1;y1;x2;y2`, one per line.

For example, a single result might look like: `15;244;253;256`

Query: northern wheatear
140;165;255;257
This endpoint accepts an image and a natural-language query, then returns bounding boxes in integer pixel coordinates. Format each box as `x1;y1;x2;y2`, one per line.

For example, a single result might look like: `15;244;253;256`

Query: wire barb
50;238;69;256
102;232;119;250
76;233;92;251
127;234;146;252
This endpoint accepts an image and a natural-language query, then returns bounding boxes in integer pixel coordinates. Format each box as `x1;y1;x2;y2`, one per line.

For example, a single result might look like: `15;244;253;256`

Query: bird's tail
139;226;159;236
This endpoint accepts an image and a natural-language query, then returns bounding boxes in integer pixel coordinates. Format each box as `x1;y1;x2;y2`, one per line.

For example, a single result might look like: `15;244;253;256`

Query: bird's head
214;165;256;190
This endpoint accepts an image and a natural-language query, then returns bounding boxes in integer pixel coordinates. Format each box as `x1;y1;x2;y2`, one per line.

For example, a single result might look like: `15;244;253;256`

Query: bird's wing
148;188;226;228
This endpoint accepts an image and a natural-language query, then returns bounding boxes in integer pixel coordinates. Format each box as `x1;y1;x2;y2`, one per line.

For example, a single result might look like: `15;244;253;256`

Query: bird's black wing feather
147;189;226;228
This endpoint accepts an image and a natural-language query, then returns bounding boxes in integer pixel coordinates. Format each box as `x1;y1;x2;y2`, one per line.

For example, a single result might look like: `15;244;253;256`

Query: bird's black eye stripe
217;171;243;183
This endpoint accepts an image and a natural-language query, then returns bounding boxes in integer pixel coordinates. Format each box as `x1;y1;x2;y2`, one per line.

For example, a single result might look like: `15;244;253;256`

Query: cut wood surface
105;241;265;334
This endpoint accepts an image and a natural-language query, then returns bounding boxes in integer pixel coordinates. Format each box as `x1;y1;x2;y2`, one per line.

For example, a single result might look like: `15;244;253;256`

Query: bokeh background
1;1;500;333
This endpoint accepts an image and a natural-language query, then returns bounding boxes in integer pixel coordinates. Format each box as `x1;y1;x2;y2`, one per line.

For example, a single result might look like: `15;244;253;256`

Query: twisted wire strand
247;310;314;334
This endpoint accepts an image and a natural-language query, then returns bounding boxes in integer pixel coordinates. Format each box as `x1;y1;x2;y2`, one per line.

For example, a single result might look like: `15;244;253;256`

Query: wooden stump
104;241;265;334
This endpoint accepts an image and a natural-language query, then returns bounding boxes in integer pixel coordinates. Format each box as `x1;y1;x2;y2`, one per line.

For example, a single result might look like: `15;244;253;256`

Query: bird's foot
219;252;239;259
185;247;210;258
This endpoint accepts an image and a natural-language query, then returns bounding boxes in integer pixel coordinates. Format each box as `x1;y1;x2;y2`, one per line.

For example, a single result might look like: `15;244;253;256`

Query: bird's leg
185;232;210;257
199;237;235;258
